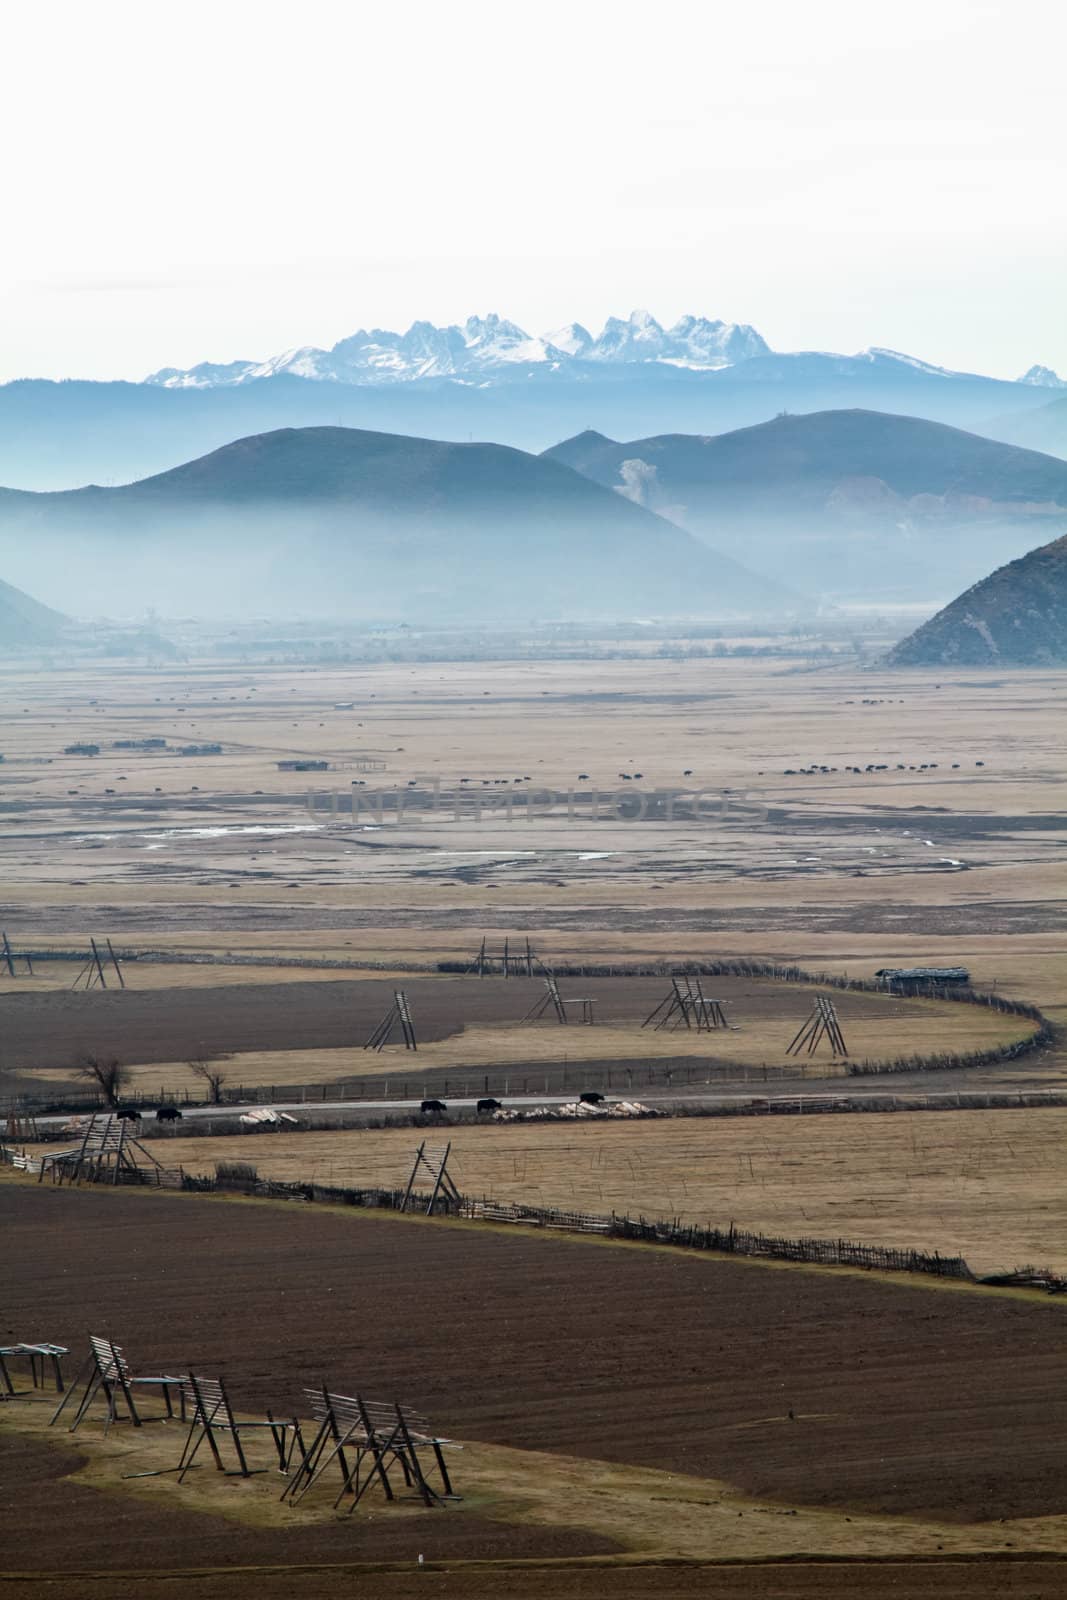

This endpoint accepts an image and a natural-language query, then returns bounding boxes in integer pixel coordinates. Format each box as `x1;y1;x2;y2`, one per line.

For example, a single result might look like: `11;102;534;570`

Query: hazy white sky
1;0;1063;382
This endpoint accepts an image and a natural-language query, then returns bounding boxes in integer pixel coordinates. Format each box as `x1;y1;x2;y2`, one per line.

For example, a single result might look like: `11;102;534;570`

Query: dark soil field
0;971;997;1078
4;1553;1067;1600
5;1184;1066;1528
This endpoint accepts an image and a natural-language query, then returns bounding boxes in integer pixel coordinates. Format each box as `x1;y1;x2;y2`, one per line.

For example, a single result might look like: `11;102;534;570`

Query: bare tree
76;1054;126;1107
189;1058;227;1105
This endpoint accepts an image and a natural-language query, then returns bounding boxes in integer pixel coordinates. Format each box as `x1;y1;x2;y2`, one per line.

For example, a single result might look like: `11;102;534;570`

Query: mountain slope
888;534;1067;665
0;362;1053;494
980;395;1067;461
0;576;65;646
0;426;794;620
544;410;1067;603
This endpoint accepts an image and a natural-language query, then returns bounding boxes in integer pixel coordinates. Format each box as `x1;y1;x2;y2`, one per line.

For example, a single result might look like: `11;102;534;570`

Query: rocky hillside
889;534;1067;665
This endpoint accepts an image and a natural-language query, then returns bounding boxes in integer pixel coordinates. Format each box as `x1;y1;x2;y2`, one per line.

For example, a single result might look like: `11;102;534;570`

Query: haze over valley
5;7;1067;1596
3;309;1065;493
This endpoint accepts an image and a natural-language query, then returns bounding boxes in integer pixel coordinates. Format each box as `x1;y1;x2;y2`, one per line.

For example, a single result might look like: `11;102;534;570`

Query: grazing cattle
114;1107;141;1122
155;1105;183;1122
476;1097;502;1114
579;1091;605;1105
420;1099;447;1116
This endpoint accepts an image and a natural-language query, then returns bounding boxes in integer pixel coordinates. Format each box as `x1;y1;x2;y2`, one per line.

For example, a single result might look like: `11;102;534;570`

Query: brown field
0;971;1036;1105
3;1566;1065;1600
4;1182;1067;1534
150;1105;1067;1274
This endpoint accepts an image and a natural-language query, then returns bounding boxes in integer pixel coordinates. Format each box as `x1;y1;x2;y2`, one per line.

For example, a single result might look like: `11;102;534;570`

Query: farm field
1;658;1064;1096
3;654;1067;1595
148;1105;1067;1274
0;970;1038;1104
4;1180;1067;1538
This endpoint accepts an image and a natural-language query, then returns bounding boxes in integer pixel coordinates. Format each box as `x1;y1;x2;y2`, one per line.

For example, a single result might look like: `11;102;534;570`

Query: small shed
875;966;971;993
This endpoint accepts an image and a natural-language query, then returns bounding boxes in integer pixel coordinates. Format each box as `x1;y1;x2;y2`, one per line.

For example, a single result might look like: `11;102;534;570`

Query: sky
1;0;1064;383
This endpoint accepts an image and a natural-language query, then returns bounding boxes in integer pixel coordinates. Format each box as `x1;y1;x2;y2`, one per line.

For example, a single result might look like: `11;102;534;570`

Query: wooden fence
10;1141;1056;1288
164;1167;975;1282
1;956;1053;1123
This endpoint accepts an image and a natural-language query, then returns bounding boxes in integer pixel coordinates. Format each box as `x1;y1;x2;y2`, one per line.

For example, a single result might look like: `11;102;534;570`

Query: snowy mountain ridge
144;311;1062;396
146;310;772;388
1018;364;1067;388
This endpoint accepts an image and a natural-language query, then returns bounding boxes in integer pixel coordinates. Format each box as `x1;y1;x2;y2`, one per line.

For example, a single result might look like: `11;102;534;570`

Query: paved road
34;1082;1051;1131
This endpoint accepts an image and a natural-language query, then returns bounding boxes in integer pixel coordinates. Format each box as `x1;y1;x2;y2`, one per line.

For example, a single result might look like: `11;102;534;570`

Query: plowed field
4;1183;1065;1526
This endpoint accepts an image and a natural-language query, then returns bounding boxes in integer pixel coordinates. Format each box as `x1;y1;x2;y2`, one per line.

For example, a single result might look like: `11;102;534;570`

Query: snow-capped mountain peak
545;322;594;358
144;310;770;387
1018;364;1067;388
593;311;668;361
461;314;559;365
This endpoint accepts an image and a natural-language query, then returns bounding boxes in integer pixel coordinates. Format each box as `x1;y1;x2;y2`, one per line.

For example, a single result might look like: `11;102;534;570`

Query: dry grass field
5;966;1035;1104
1;660;1063;1081
149;1106;1067;1274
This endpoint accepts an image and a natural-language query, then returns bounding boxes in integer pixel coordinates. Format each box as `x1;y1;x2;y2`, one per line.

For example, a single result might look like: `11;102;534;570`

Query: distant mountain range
146;311;773;387
889;533;1067;666
144;312;1064;394
545;411;1067;603
0;576;65;646
0;425;794;620
978;394;1067;461
2;311;1062;492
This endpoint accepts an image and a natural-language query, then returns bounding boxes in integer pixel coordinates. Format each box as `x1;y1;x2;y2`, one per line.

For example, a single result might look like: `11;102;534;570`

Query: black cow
114;1106;141;1122
156;1105;183;1122
476;1097;502;1114
420;1099;447;1116
579;1091;605;1106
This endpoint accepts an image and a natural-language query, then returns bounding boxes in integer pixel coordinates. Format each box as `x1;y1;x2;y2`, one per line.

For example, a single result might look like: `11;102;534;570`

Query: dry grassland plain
5;970;1037;1101
4;652;1067;1593
2;657;1065;1226
0;657;1064;1021
152;1106;1067;1274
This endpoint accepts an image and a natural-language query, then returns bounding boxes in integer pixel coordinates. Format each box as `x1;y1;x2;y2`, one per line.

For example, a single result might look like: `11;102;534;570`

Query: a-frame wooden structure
786;995;849;1057
38;1114;164;1187
643;976;727;1032
521;973;596;1025
363;989;417;1051
1;931;32;978
281;1386;457;1511
401;1141;461;1215
521;973;568;1023
71;938;125;991
465;937;542;977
